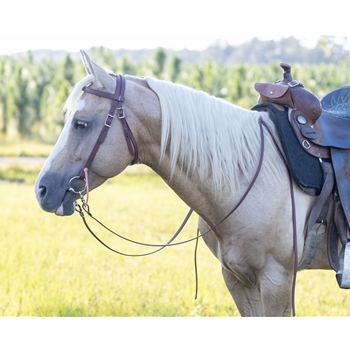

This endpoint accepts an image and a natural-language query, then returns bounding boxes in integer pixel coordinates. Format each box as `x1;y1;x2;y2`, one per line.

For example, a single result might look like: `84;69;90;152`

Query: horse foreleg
258;260;293;317
222;268;264;317
223;263;293;317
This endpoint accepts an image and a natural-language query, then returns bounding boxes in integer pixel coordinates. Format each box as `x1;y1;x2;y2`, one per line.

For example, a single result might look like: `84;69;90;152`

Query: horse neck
146;150;215;215
128;77;273;218
128;106;209;212
138;123;236;219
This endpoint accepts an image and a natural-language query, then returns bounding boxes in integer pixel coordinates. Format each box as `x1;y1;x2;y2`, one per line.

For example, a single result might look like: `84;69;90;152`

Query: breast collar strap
79;74;138;179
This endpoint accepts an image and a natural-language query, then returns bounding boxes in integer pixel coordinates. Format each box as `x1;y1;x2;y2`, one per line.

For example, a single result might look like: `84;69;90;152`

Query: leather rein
71;71;268;253
70;74;298;316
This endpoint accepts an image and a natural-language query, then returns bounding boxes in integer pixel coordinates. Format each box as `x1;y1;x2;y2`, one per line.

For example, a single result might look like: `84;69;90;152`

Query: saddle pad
252;103;323;195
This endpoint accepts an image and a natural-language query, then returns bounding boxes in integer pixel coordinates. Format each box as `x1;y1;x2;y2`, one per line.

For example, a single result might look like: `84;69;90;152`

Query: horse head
34;51;141;216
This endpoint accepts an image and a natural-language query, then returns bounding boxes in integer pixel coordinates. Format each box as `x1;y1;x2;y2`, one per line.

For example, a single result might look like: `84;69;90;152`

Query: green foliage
1;47;350;142
169;55;182;82
152;47;167;78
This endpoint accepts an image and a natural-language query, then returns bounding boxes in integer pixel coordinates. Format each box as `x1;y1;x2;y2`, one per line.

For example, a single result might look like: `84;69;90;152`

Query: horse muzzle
35;178;81;216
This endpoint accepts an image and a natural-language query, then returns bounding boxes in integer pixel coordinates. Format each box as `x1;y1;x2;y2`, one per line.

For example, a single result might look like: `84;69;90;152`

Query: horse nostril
40;186;47;198
35;186;47;203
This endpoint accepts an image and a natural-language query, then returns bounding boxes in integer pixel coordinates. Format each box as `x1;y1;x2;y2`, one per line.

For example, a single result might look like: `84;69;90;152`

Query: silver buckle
105;114;114;127
117;107;125;119
302;139;311;150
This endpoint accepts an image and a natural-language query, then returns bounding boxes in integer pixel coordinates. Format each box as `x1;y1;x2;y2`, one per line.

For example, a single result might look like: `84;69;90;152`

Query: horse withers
35;51;334;316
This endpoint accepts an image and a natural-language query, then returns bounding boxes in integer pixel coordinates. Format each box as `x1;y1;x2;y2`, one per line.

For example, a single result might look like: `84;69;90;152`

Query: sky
0;0;349;55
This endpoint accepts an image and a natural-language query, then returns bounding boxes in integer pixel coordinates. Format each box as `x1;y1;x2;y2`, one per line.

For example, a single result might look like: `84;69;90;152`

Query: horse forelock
145;77;281;192
64;75;94;122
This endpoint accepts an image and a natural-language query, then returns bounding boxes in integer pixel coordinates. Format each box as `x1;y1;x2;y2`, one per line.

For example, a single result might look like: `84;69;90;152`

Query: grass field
1;156;350;316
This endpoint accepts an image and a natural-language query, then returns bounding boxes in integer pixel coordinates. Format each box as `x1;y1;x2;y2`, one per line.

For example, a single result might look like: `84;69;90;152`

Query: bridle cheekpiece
68;74;138;199
80;74;138;178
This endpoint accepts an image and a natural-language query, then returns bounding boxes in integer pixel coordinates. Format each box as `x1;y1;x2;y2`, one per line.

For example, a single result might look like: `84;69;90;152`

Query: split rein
70;75;298;315
74;115;267;257
69;74;266;257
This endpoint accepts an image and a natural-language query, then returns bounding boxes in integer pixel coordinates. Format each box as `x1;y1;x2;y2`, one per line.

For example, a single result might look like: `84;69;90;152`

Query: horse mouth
54;190;77;216
35;185;77;216
55;198;76;216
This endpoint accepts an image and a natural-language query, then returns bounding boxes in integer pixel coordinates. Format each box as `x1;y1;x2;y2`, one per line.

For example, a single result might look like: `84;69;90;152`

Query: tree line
1;46;350;142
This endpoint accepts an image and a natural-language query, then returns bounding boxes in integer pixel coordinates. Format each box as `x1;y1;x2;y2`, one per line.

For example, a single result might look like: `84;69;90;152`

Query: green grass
0;169;237;316
1;164;350;316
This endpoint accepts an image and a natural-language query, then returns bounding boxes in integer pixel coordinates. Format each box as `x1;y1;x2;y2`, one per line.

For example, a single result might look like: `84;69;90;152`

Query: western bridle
68;74;138;198
82;74;138;170
69;71;268;252
68;74;299;316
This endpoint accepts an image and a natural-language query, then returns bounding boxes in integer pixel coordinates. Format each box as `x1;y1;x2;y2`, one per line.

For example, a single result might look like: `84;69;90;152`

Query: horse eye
74;121;88;129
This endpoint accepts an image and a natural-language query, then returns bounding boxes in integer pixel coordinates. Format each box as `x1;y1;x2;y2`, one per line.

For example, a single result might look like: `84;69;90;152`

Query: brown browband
79;75;138;179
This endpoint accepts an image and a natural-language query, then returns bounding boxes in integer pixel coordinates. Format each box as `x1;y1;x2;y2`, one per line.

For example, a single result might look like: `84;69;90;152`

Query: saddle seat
303;86;350;149
290;86;350;158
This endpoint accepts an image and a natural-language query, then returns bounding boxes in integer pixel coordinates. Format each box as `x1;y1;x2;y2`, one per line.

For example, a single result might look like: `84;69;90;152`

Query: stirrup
336;240;350;289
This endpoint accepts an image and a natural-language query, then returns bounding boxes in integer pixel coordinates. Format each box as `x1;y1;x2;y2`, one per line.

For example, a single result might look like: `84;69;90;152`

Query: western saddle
255;63;350;289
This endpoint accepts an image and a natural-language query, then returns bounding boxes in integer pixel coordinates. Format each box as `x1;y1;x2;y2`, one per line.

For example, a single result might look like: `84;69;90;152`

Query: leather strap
79;75;138;179
307;161;334;233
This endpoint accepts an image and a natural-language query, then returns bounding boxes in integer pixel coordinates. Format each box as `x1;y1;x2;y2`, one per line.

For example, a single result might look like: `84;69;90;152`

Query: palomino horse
35;51;330;317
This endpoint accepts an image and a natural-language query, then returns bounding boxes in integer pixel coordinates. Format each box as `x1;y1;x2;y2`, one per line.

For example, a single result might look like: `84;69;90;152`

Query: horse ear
80;49;93;75
80;50;114;90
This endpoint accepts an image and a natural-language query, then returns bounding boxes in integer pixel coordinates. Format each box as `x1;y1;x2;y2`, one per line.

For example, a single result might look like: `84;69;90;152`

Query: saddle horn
279;63;295;85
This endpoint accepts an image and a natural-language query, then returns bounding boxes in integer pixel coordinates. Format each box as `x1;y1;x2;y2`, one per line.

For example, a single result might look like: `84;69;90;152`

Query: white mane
146;77;281;192
63;73;282;193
